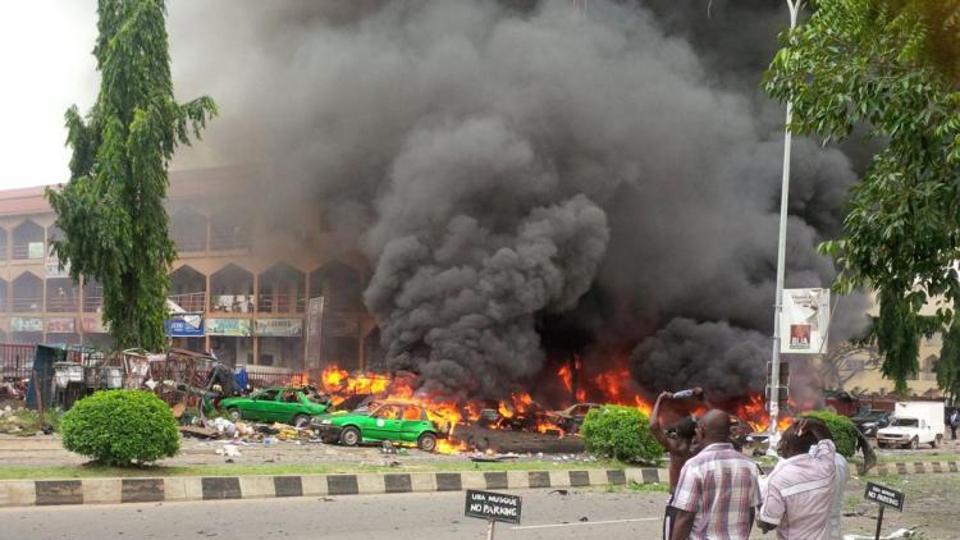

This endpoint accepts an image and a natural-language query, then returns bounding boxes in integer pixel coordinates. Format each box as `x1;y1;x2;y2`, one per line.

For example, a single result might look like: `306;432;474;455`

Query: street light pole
769;0;804;438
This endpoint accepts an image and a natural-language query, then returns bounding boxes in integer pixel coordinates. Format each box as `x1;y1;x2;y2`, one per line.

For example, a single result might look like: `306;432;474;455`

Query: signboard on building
779;288;830;354
255;318;303;337
27;242;44;260
164;312;204;338
207;318;252;337
211;294;255;313
80;315;108;334
305;297;324;369
46;317;76;334
11;317;43;333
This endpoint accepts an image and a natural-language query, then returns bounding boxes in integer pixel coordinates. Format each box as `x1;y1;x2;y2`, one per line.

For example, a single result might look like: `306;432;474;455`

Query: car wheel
293;414;310;428
909;437;918;450
418;432;438;452
340;426;361;446
226;407;241;422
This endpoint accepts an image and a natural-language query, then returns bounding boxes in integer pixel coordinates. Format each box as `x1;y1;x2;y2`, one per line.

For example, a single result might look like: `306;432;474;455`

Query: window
403;406;423;421
373;405;402;420
256;389;280;401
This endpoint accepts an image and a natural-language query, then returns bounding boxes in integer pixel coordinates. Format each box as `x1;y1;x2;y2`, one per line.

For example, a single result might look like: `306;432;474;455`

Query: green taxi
219;387;330;426
314;401;442;452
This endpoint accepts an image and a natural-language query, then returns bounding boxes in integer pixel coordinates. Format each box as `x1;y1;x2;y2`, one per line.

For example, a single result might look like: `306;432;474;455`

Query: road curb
0;467;667;508
871;460;960;476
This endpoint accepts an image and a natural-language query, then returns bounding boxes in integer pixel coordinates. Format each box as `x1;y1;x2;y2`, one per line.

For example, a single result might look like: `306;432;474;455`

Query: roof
0;165;261;218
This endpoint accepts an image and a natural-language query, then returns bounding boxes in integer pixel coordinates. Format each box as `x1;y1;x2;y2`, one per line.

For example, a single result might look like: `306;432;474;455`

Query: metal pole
769;0;803;438
874;505;884;540
487;520;496;540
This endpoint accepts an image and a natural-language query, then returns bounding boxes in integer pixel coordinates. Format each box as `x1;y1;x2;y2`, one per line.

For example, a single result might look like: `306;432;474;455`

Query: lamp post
768;0;805;438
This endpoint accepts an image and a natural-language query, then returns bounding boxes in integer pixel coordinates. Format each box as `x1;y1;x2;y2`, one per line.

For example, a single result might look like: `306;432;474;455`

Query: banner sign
779;288;830;354
80;315;108;334
46;317;76;333
11;317;43;333
165;312;204;337
211;294;255;313
306;297;324;369
464;490;522;525
255;318;303;337
207;318;252;337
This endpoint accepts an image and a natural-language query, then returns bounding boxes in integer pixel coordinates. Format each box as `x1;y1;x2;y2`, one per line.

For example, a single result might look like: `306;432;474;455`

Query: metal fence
0;343;36;380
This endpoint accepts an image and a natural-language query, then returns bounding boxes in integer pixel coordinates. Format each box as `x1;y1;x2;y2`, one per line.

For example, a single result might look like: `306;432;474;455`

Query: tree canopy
48;0;216;350
764;0;960;395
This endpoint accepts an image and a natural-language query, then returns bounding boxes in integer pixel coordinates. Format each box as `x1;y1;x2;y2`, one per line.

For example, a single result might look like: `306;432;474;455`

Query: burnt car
542;403;601;434
852;409;891;438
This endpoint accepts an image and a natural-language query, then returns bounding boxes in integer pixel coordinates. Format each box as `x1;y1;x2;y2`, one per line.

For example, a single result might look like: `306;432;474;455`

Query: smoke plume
165;0;869;399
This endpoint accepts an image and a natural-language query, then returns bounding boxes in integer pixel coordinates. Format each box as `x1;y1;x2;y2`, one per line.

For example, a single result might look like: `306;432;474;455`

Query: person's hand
693;387;704;397
659;391;673;400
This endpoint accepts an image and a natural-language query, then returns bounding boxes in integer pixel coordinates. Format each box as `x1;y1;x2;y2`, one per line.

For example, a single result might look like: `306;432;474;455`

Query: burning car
219;386;330;426
313;400;444;452
541;403;601;434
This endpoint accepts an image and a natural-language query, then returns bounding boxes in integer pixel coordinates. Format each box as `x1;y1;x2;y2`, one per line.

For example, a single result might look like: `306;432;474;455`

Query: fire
735;394;794;433
321;365;348;389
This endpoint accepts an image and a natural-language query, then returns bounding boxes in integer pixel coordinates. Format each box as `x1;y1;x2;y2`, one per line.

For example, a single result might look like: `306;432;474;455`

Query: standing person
758;418;838;539
803;417;848;540
949;409;959;440
650;388;703;540
669;410;760;540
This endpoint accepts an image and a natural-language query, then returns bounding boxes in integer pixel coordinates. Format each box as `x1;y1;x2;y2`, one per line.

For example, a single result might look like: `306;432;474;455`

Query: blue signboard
165;313;204;337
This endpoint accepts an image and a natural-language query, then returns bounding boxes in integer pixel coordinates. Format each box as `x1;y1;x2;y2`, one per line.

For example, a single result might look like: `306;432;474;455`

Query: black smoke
164;0;869;400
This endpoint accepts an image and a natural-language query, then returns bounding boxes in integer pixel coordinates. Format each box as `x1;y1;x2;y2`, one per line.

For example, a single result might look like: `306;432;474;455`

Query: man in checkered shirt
669;409;760;540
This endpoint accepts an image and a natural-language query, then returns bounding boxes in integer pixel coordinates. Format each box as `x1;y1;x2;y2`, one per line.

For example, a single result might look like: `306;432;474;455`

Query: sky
0;1;99;190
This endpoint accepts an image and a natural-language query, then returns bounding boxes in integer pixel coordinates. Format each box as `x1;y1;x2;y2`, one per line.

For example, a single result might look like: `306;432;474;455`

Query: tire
417;432;438;452
226;407;242;422
909;437;918;450
340;426;361;447
293;414;310;428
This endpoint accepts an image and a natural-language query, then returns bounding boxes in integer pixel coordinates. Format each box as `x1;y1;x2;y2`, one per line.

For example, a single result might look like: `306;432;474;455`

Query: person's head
674;416;697;441
777;420;820;458
695;409;731;445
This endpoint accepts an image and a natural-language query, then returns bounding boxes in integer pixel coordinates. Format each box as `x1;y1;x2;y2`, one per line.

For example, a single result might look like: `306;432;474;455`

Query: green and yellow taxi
314;401;442;452
219;387;330;426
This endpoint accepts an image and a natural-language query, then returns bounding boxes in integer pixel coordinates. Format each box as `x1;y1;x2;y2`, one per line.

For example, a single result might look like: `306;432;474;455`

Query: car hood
878;426;916;436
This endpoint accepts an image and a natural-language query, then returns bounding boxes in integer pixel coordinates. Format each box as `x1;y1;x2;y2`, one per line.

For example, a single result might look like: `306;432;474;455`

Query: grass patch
877;452;960;463
0;458;639;480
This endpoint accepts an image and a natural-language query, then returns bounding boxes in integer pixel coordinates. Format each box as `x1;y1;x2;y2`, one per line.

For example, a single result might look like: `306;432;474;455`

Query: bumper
877;436;908;446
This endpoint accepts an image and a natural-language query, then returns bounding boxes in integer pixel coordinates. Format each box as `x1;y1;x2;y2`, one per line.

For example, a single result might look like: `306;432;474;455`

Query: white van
876;401;945;449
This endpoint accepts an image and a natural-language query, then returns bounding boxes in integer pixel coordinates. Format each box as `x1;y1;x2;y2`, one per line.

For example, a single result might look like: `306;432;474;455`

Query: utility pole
768;0;805;438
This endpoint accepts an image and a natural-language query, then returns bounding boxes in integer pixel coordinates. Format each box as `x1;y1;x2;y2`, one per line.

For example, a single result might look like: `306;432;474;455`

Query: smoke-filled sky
11;0;871;400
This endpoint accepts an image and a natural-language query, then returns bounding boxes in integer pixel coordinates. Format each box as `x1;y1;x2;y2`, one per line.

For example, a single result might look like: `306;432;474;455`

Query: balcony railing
11;243;43;260
208;231;251;251
256;293;305;314
83;295;103;313
210;294;256;313
46;295;79;313
11;296;43;312
168;292;207;313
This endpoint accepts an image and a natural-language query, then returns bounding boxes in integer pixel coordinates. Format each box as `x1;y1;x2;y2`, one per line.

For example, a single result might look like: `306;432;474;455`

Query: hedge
803;410;858;458
580;405;664;463
60;390;180;466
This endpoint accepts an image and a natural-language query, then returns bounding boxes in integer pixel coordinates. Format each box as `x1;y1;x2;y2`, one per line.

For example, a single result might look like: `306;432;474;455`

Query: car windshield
857;411;886;421
891;418;918;427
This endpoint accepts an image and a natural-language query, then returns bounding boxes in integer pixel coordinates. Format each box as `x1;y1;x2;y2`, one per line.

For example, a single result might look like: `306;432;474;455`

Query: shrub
581;405;664;463
60;390;180;466
803;410;858;458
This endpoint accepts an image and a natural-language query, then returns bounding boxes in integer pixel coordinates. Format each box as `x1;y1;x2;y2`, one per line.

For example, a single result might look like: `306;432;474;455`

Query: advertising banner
207;318;252;337
305;297;324;369
46;317;76;333
11;317;43;333
80;315;108;334
164;312;204;337
255;318;303;337
779;288;830;354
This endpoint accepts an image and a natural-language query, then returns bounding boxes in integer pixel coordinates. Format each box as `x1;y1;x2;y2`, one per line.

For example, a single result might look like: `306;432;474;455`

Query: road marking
511;517;660;530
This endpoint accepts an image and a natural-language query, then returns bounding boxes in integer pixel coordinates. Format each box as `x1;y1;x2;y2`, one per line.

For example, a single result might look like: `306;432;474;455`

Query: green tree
764;0;960;396
48;0;216;350
936;323;960;402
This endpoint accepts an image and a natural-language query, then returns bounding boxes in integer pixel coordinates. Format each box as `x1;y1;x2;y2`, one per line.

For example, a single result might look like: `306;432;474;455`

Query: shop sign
80;315;108;334
207;318;252;337
11;317;43;333
165;312;204;337
255;318;303;337
46;317;76;333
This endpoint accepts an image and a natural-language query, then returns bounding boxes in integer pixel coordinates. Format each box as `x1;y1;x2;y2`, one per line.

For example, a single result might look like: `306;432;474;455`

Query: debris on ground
843;529;917;540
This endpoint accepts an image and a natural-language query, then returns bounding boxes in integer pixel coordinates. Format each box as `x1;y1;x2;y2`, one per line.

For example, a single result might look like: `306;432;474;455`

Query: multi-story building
0;166;381;372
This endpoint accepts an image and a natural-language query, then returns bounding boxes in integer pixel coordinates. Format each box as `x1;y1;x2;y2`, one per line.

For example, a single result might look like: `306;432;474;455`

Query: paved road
0;489;670;540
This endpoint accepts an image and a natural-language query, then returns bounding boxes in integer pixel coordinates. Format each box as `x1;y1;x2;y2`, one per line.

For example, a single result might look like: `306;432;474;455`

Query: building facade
0;166;381;372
